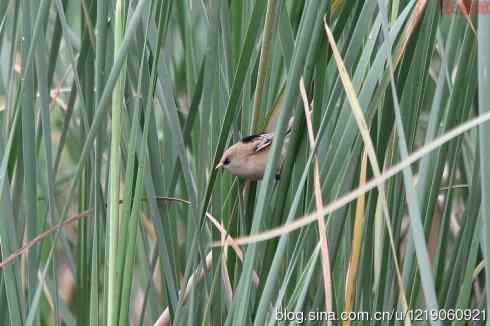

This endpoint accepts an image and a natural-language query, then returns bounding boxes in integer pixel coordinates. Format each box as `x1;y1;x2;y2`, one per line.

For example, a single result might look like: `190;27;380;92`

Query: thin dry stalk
343;150;367;326
0;210;93;269
299;78;332;324
395;0;430;66
221;222;234;306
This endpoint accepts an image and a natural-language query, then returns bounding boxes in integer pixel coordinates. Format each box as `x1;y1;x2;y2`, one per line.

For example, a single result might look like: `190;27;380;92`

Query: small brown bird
215;124;292;180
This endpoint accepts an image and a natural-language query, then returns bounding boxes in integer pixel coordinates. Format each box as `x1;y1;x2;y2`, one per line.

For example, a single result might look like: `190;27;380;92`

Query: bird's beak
215;162;223;170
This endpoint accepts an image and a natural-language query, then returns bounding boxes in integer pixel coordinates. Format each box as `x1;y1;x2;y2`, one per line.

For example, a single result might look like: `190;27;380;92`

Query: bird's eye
223;157;231;165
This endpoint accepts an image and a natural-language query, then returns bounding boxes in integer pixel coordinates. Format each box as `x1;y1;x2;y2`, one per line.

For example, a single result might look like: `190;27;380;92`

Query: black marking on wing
254;133;273;152
241;133;266;143
242;130;284;153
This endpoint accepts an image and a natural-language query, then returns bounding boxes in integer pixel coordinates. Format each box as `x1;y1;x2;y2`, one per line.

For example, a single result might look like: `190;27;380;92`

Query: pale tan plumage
216;125;291;180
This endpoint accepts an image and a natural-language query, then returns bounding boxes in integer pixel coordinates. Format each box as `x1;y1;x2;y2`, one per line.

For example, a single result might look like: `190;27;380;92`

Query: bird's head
215;141;255;176
216;144;238;172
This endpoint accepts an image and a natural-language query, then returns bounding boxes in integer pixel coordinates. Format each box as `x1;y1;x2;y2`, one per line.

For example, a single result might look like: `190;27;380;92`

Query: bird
215;120;293;180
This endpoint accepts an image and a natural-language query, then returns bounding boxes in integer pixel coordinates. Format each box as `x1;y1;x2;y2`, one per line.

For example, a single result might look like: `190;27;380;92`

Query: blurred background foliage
0;0;489;325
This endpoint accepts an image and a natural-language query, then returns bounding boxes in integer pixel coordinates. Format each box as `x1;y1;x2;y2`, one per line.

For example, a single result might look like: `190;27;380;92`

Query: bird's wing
254;133;273;152
241;132;273;153
254;125;293;152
